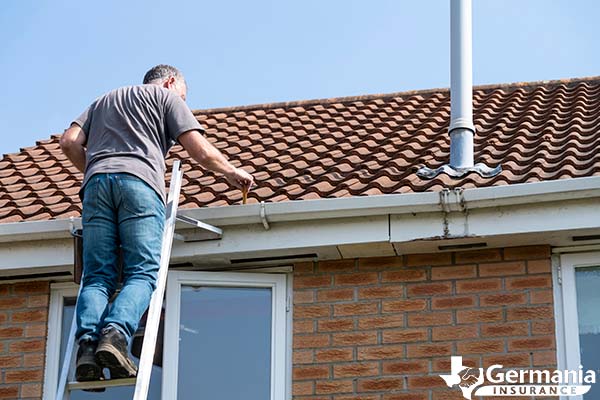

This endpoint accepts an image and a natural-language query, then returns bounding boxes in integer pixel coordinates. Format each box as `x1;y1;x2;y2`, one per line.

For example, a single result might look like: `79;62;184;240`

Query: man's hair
143;64;184;85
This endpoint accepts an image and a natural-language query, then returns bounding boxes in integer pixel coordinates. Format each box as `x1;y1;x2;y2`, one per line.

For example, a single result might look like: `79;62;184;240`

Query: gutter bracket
260;201;271;230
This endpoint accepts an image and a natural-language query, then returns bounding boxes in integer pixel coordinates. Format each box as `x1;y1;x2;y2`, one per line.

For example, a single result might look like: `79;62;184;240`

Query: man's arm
178;130;254;190
59;124;87;173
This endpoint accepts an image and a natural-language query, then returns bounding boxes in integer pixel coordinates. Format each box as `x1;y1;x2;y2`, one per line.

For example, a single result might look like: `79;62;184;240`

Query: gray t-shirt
73;84;203;203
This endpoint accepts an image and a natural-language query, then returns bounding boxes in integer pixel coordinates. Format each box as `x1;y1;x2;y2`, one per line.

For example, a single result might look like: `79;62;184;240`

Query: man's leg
96;174;165;378
76;174;120;381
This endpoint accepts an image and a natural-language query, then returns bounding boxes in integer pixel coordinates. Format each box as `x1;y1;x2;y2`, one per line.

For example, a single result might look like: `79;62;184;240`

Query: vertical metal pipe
449;0;475;169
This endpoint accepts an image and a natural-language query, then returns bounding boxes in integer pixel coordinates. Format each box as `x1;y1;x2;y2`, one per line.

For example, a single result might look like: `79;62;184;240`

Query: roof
1;76;599;224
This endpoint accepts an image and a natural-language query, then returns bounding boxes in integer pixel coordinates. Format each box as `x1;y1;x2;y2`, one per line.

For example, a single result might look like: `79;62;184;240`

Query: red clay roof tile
1;77;600;224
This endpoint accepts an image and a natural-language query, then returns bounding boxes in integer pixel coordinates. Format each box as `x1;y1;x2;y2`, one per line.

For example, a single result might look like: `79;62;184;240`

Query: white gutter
0;176;599;243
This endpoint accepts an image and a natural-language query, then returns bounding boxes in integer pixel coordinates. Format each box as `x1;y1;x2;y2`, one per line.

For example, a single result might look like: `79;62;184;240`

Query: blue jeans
76;173;165;344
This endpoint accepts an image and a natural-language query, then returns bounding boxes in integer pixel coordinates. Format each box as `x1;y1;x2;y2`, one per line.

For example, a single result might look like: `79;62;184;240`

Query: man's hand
224;168;254;191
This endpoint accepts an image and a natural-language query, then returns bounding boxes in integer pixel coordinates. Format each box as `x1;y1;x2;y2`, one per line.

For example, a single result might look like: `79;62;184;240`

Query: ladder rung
68;377;137;391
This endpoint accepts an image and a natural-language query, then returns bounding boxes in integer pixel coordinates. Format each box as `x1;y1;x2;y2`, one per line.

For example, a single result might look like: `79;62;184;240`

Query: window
44;271;291;400
555;252;600;400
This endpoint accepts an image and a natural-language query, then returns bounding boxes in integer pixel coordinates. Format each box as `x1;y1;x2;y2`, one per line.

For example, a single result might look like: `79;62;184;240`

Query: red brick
508;336;555;351
0;387;19;399
483;353;530;367
381;269;426;282
9;339;45;353
315;348;354;363
432;389;472;400
318;259;356;273
318;318;354;332
294;304;330;319
0;297;27;309
334;302;378;316
481;322;529;337
383;328;428;343
532;350;556;366
13;281;49;295
0;311;7;324
433;356;478;372
532;320;555;335
0;355;22;368
294;262;314;274
335;273;378;286
408;312;452;327
357;377;403;392
406;253;452;267
294;320;315;334
528;259;552;273
293;350;313;364
25;323;47;338
27;294;49;308
455;249;502;263
23;353;44;367
432;295;475;309
457;339;504;354
4;369;43;383
333;362;379;378
504;245;550;260
358;285;403;299
432;325;478;341
382;299;427;313
358;345;404;360
294;290;315;304
316;379;354;394
382;360;428;374
339;395;381;400
293;381;313;396
506;305;553;321
406;343;452;358
479;261;526;277
506;275;552;290
11;309;47;323
407;282;452;297
531;289;554;304
456;278;502;293
20;383;42;398
333;331;378;346
359;256;403;270
407;375;447;389
293;365;330;380
0;326;24;339
457;308;504;324
431;264;476;280
0;284;9;296
358;314;404;329
480;292;527;306
384;393;428;400
317;288;354;302
294;334;330;349
294;275;332;289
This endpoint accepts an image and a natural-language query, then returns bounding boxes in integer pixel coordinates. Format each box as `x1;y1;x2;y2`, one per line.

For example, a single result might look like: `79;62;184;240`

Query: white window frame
163;270;289;400
43;282;79;400
44;271;292;400
554;251;600;399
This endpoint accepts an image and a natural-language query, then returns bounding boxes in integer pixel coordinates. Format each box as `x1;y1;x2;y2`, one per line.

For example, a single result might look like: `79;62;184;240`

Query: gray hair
143;64;185;85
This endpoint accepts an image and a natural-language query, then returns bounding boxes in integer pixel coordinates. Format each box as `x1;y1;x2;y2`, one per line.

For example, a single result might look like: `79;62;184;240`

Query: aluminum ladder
55;160;222;399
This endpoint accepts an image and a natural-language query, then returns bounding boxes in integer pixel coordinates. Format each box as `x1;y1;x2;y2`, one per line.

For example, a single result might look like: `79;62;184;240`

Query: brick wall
292;245;555;400
0;281;49;400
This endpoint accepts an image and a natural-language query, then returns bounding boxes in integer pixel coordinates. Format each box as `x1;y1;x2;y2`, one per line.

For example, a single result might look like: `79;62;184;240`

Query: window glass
575;266;600;399
177;286;272;400
59;298;162;399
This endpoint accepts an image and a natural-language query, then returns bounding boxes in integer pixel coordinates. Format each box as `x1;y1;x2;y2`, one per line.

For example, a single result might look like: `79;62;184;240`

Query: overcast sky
0;0;598;156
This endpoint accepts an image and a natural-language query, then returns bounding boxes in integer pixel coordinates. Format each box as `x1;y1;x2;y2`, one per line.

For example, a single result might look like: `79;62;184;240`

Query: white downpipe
449;0;475;169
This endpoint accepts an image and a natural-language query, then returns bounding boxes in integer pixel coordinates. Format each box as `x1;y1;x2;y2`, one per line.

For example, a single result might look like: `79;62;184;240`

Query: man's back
75;84;202;202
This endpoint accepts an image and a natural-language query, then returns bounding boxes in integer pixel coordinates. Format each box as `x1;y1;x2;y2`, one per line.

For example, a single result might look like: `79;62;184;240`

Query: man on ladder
60;64;254;384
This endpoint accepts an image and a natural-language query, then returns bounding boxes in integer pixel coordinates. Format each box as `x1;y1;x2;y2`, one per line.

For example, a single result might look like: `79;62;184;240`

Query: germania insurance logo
439;356;594;399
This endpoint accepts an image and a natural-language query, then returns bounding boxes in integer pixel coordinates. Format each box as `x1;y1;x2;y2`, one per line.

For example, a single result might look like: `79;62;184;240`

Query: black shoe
75;340;106;392
95;326;138;379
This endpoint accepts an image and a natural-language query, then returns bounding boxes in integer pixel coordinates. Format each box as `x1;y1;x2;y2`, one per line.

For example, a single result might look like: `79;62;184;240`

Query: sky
0;0;598;156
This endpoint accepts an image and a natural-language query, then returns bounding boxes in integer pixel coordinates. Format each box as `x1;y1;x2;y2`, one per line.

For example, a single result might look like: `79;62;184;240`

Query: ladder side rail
133;160;184;400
